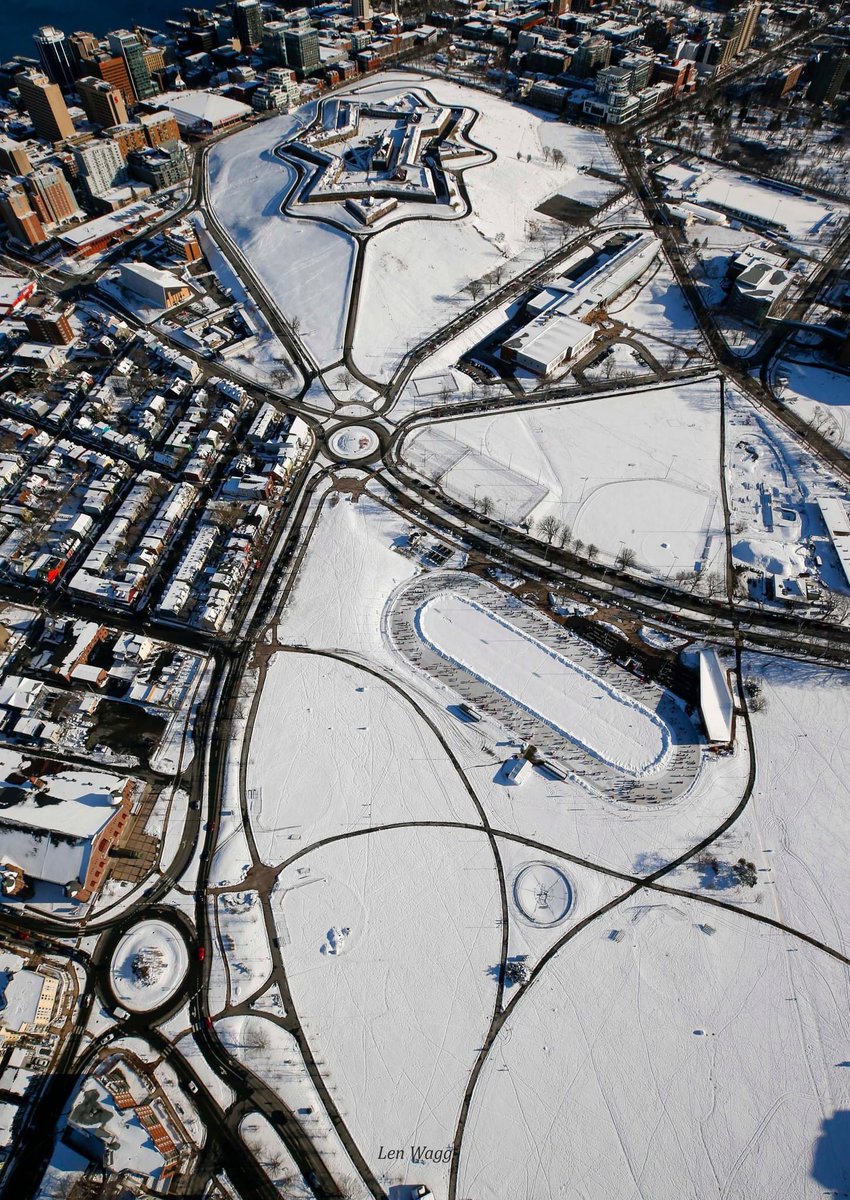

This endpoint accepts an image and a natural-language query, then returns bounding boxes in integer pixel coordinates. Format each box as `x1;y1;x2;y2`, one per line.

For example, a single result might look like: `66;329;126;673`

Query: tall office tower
33;27;76;88
26;165;79;224
69;32;100;68
108;31;157;101
233;0;265;50
77;77;129;128
808;51;849;104
262;23;288;65
283;27;321;76
0;137;33;176
15;69;75;143
84;54;136;106
0;183;47;245
352;0;372;20
73;139;127;198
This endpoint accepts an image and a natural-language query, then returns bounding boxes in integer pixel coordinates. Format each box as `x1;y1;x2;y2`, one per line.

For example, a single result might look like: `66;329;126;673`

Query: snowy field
216;892;272;1005
690;167;847;258
246;651;479;861
695;655;850;954
457;898;850;1200
277;490;417;656
275;825;501;1198
401;378;726;580
206;106;356;369
110;920;188;1011
418;591;668;772
217;1014;370;1198
776;360;850;455
607;255;707;363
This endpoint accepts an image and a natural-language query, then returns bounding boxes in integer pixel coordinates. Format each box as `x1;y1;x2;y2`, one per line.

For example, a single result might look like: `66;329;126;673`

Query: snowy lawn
277;490;416;655
217;1014;370;1198
458;898;850;1200
275;825;501;1198
401;377;726;580
683;655;850;955
246;651;480;863
206;107;355;368
776;360;850;455
216;891;272;1005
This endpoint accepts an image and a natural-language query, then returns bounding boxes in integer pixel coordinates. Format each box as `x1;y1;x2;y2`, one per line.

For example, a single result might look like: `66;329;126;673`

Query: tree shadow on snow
811;1110;850;1193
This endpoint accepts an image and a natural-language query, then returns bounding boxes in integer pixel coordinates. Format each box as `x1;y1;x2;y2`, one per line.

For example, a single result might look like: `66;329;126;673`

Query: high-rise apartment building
108;31;157;101
0;183;47;246
23;296;75;345
807;51;849;104
27;165;80;225
15;69;76;143
139;110;180;147
73;139;127;198
106;123;147;158
233;0;265;50
352;0;372;21
262;23;289;65
283;27;321;76
77;77;128;128
33;27;77;89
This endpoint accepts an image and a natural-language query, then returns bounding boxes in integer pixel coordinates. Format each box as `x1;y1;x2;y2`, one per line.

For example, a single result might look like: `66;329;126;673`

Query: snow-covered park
401;377;727;581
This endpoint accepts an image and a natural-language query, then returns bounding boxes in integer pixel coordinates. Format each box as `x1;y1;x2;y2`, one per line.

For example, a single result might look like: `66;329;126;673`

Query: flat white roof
504;312;593;371
0;970;44;1031
59;202;162;249
817;497;850;588
699;648;734;742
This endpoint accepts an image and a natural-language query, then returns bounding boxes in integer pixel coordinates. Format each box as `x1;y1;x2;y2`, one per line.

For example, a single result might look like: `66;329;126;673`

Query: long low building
699;648;735;743
502;312;594;376
500;232;661;377
817;496;850;589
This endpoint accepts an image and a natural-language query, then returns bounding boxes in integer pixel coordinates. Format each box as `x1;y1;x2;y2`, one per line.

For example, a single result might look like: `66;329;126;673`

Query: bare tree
616;545;637;570
538;514;561;543
586;542;598;561
466;279;484;301
558;524;572;549
704;571;725;598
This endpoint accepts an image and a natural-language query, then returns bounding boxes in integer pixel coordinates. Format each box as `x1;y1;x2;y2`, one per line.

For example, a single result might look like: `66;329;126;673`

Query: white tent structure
699;648;734;742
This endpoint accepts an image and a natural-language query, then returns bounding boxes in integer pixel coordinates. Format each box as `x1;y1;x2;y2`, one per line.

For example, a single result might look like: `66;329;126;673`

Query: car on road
187;1081;198;1094
197;946;206;961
